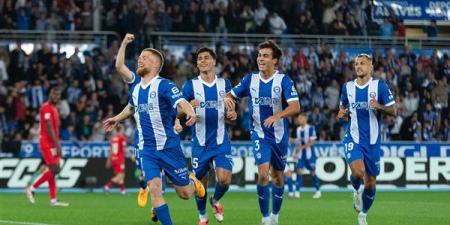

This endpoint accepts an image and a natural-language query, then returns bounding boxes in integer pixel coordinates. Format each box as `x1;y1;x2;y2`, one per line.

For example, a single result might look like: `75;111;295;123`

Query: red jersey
39;102;60;149
110;134;126;163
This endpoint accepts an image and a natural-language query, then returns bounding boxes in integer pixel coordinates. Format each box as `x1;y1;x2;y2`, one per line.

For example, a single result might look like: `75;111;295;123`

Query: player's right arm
224;74;251;112
115;33;135;82
103;105;134;132
337;83;349;121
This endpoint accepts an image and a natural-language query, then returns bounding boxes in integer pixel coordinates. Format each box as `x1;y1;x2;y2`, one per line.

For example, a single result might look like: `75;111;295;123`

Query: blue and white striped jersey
295;124;317;158
231;71;299;144
128;75;184;151
340;78;395;145
182;76;231;147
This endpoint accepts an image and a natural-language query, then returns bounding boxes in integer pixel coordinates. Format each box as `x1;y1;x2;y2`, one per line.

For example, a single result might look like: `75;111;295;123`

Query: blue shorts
296;149;316;171
140;145;190;186
191;143;233;179
343;140;381;176
252;138;288;171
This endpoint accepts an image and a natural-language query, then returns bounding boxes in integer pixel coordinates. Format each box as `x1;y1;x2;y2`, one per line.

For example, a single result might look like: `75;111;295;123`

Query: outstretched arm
103;105;134;132
115;33;135;82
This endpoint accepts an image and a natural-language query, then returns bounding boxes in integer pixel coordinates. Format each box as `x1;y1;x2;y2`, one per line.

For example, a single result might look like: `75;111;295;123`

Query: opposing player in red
104;125;133;195
25;87;69;207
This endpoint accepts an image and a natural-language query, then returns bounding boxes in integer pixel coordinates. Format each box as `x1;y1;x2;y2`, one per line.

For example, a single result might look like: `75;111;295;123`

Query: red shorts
112;161;125;174
40;146;60;165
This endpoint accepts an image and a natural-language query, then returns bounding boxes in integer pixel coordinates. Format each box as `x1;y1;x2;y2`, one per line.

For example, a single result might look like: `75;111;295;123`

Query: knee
148;182;163;198
364;178;377;188
258;172;270;185
352;169;365;179
217;179;230;190
272;175;284;188
177;189;191;200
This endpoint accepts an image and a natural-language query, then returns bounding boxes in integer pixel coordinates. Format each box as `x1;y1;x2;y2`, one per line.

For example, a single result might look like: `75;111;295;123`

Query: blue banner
373;0;450;21
19;141;450;158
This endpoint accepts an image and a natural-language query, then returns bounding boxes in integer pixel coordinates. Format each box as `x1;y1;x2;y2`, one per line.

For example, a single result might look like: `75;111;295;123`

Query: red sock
106;180;114;188
47;171;56;199
119;184;125;192
32;170;52;189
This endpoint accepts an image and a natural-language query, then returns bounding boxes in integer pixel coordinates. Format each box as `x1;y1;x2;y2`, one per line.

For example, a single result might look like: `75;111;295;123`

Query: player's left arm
370;81;397;116
164;80;196;126
264;77;300;127
43;108;62;157
224;79;237;120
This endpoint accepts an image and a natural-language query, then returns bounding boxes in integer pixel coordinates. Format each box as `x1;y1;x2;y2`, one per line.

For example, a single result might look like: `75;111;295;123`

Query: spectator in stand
268;12;287;35
380;17;394;37
253;0;269;33
424;19;439;38
396;19;406;38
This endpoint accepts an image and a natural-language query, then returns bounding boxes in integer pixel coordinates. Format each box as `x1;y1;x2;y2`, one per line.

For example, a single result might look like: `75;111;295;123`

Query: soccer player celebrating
292;113;321;199
182;47;237;225
224;40;300;225
107;43;205;225
25;87;69;207
337;53;396;225
104;125;133;195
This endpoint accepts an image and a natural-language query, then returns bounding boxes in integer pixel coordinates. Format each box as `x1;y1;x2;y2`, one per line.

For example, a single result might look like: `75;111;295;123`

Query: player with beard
337;53;396;225
107;39;205;225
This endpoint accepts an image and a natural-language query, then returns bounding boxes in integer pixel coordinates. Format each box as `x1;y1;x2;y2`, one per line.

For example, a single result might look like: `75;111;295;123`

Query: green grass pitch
0;191;448;225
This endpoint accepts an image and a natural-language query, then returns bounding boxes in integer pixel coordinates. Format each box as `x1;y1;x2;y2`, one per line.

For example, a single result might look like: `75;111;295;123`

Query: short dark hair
356;53;372;61
196;47;217;60
257;40;282;63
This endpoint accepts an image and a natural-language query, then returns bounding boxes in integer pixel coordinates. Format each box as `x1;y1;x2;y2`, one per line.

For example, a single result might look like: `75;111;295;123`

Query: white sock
199;214;208;222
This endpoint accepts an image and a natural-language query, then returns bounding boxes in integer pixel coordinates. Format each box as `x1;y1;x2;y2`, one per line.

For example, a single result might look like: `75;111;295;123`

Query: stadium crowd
0;0;449;156
1;0;372;35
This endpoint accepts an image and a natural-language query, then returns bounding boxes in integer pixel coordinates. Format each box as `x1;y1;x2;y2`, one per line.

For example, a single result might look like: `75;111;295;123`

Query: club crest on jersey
219;90;225;97
369;92;376;98
273;86;281;93
150;91;157;98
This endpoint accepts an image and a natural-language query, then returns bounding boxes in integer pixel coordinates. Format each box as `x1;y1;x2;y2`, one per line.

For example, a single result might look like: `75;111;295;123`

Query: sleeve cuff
126;72;136;84
230;90;237;98
287;97;299;102
384;101;395;107
173;98;185;109
310;136;317;140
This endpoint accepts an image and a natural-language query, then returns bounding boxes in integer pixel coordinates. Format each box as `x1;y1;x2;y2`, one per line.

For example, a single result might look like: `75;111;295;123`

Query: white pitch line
0;220;63;225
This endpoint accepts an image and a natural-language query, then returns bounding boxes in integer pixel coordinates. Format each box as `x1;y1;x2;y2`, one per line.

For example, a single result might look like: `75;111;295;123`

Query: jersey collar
199;75;217;87
354;77;372;89
140;75;159;89
259;70;278;83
